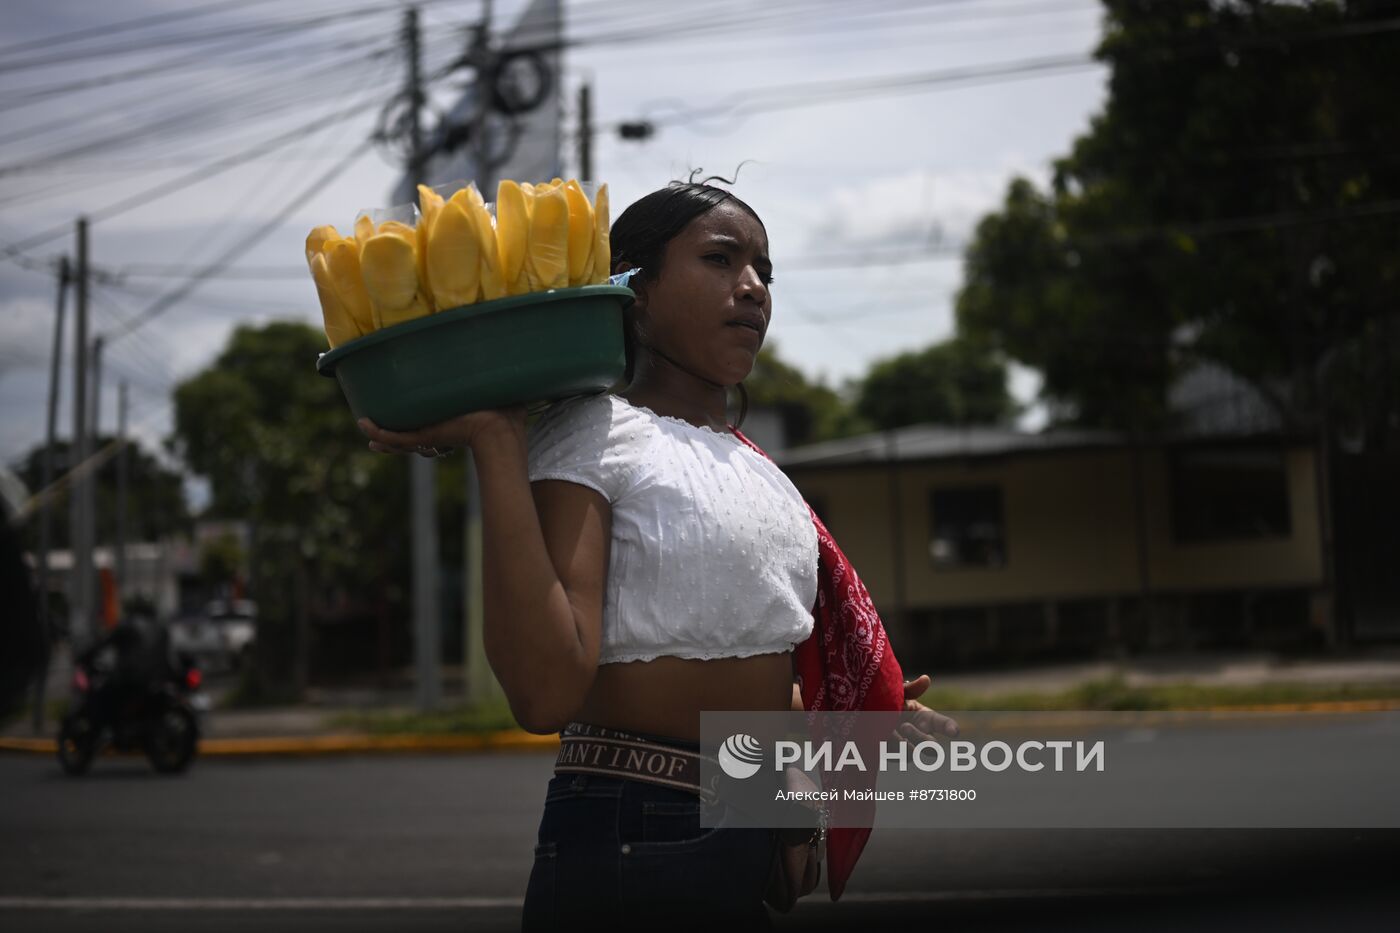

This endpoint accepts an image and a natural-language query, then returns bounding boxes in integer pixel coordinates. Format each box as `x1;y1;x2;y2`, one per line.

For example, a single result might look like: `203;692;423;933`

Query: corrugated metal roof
775;424;1125;468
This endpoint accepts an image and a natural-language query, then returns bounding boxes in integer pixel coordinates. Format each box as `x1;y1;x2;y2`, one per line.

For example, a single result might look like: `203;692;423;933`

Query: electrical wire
0;0;290;58
0;42;397;174
0;1;454;73
0;28;390;120
160;46;399;284
14;397;176;523
0;85;390;260
103;279;312;318
104;140;374;344
628;53;1101;131
97;266;310;281
89;289;182;392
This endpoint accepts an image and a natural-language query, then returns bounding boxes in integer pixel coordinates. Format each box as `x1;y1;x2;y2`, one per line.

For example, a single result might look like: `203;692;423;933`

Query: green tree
12;437;191;551
198;531;245;593
741;342;871;443
956;0;1400;444
856;337;1017;430
170;322;421;701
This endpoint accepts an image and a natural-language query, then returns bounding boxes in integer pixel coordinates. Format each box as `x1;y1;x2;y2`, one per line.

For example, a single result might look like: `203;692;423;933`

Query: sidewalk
926;645;1400;696
6;646;1400;757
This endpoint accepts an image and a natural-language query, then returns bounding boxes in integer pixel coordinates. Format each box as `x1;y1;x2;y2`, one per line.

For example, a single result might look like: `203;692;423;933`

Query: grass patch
326;698;519;735
220;668;305;709
1;698;70;730
918;676;1400;712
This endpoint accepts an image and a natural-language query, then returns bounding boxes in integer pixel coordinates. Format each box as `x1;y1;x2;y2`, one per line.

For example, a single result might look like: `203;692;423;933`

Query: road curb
0;729;559;758
4;699;1398;758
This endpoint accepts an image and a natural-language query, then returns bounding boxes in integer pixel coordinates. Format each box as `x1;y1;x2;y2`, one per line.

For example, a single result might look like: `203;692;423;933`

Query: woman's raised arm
360;411;606;734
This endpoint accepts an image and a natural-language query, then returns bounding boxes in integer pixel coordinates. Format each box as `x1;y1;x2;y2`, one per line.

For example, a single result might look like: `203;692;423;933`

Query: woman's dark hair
609;172;765;429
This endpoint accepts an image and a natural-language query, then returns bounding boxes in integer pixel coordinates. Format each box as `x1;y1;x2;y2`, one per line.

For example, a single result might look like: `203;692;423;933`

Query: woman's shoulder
528;391;648;447
525;392;650;498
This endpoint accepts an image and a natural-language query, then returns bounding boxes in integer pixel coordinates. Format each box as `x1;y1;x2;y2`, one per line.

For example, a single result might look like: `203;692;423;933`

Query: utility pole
32;257;69;735
405;5;442;712
116;381;129;602
89;336;104;454
464;0;505;707
69;219;92;652
578;82;593;180
87;334;104;627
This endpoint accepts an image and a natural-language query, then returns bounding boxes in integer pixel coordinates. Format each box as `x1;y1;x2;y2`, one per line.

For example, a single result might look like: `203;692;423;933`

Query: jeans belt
555;721;722;804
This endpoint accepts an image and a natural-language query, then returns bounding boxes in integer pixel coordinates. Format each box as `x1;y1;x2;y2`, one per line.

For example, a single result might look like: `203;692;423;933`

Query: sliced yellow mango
377;220;416;243
418;184;445;219
353;214;375;251
305;225;339;265
416;185;446;312
310;252;360;348
360;233;430;328
563;180;594;286
529;184;569;290
450;185;485;211
467;199;505;302
591;183;610;284
324;238;374;337
496;180;530;295
427;201;481;310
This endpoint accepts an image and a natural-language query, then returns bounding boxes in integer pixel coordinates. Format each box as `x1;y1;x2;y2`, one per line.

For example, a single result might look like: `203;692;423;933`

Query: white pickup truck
169;599;258;672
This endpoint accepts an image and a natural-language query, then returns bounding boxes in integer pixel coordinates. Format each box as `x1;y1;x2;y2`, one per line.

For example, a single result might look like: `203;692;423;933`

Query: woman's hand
357;405;528;458
894;674;960;744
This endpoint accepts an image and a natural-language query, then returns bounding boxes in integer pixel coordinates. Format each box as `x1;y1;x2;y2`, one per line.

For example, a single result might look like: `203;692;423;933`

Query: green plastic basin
316;284;633;431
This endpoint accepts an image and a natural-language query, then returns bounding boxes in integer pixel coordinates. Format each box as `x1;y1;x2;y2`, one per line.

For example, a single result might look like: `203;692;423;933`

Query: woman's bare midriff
571;651;794;742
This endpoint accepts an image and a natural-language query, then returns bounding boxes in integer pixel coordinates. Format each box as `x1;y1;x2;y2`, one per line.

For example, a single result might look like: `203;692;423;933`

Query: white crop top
526;391;818;665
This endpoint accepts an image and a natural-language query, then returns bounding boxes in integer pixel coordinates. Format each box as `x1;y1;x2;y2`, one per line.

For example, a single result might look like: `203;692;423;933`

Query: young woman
359;180;956;930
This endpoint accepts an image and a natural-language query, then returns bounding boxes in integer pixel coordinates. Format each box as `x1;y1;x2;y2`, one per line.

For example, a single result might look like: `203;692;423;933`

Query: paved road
2;731;1397;931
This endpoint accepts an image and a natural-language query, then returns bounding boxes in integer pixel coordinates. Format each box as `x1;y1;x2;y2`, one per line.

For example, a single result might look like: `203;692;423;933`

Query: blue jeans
521;734;779;931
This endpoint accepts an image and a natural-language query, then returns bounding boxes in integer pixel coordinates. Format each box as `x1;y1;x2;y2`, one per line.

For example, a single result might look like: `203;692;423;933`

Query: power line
630;53;1101;131
155;49;400;290
103;279;314;319
0;1;438;73
1068;196;1400;247
104;140;373;344
0;86;389;261
85;192;1400;284
14;398;176;524
96;265;310;281
493;0;1094;59
0;2;1073;178
784;245;967;271
0;43;396;174
0;29;389;118
89;288;182;390
0;0;287;58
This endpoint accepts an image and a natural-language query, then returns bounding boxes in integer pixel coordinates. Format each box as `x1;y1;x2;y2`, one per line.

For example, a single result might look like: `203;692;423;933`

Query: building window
1170;448;1291;543
929;486;1006;569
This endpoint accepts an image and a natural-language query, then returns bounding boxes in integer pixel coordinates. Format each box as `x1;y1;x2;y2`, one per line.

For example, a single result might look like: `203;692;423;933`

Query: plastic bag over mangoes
305;178;611;349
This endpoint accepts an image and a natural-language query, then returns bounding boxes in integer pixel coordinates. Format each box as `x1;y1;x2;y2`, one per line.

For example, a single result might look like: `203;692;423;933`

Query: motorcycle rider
77;614;174;723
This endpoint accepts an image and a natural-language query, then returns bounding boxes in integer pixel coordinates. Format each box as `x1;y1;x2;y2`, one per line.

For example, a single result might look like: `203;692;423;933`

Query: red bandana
730;426;907;902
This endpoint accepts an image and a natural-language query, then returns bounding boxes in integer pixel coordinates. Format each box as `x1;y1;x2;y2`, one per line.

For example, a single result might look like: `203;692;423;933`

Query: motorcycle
57;645;204;776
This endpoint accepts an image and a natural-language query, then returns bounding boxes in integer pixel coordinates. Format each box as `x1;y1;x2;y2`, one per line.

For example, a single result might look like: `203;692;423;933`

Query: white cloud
0;295;57;372
808;158;1052;253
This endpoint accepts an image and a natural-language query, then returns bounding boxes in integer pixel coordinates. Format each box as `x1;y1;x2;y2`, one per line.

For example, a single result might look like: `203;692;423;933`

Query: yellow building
776;426;1328;667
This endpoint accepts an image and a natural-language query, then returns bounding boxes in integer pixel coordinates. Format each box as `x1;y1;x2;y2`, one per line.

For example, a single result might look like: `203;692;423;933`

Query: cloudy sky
0;0;1109;496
